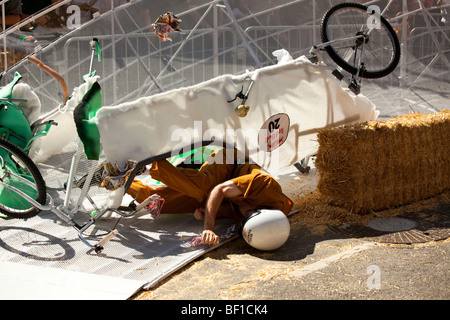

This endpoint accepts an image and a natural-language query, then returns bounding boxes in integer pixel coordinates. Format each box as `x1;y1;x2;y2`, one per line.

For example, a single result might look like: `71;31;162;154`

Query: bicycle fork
309;34;367;95
348;34;367;95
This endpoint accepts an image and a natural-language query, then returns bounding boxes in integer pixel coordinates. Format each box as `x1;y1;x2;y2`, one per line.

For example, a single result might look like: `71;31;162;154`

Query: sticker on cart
259;113;290;152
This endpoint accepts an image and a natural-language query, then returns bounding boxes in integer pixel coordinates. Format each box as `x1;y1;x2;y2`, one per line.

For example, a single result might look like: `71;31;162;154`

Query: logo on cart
259;113;290;152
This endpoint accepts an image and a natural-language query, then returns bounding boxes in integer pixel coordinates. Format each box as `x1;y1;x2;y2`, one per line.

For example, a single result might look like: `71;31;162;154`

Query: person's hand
201;229;219;245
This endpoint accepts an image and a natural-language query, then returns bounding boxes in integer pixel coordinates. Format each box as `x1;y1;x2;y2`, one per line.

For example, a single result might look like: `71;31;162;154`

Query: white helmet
239;209;290;251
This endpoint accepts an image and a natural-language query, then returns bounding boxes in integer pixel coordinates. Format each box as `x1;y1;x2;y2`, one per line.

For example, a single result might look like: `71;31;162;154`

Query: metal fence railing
1;0;448;115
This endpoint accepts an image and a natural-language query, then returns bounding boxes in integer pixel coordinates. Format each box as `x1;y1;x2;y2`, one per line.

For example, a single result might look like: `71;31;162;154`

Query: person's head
239;209;290;251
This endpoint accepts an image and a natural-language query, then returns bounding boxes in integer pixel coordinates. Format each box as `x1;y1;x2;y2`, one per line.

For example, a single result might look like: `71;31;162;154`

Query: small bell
235;105;250;117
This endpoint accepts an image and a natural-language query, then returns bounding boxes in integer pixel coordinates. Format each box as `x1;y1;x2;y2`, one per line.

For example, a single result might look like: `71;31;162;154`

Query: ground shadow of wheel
0;226;75;261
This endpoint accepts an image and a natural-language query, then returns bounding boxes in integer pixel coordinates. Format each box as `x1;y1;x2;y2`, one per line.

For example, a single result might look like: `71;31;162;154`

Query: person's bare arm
201;180;242;245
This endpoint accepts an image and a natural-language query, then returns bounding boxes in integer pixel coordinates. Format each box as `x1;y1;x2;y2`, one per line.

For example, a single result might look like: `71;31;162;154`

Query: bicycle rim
0;138;46;219
321;3;400;79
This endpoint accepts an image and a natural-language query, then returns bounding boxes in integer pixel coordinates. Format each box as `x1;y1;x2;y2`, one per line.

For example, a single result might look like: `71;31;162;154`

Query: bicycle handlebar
28;56;69;105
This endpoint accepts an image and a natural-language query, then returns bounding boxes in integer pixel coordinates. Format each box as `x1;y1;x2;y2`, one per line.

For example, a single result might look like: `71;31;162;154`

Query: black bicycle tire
320;2;401;79
0;138;46;219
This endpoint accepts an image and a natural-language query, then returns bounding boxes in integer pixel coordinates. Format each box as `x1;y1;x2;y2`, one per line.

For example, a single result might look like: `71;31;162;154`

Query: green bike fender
73;82;102;160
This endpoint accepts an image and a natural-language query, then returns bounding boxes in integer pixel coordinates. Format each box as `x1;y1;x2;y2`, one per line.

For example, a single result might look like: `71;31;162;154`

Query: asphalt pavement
133;191;449;301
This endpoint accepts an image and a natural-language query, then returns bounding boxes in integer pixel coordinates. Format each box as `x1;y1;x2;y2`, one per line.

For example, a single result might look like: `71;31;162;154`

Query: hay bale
315;110;450;214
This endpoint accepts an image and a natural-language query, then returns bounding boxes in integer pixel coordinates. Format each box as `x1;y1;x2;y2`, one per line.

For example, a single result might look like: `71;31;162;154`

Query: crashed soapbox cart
0;3;399;253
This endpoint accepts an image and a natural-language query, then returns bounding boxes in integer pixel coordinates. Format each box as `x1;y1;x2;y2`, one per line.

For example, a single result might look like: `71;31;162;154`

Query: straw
314;110;450;214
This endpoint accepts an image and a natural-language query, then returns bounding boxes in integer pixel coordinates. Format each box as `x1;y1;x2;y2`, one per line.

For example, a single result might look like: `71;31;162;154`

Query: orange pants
127;157;234;213
127;149;293;216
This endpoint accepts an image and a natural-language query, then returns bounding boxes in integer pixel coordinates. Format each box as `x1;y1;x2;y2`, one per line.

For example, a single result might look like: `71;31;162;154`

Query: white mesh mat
0;208;237;299
0;135;238;299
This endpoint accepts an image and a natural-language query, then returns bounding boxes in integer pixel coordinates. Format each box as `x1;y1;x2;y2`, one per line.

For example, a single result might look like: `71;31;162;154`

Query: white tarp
29;76;100;163
96;56;379;173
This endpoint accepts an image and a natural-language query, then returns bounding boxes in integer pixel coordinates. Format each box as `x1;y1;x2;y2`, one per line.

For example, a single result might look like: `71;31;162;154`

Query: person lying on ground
126;147;293;246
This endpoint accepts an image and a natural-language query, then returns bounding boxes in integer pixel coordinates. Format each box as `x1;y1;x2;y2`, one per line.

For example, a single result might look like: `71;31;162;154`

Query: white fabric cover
11;83;42;125
29;76;99;163
96;56;379;173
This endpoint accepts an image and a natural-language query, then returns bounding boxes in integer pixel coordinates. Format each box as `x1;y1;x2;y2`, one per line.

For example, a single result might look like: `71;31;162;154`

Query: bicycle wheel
0;138;46;219
320;2;400;79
